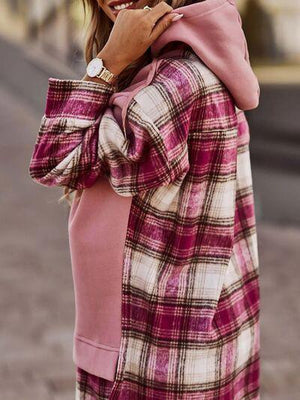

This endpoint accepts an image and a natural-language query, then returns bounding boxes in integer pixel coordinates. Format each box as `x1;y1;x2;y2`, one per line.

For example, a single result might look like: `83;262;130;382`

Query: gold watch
86;57;118;85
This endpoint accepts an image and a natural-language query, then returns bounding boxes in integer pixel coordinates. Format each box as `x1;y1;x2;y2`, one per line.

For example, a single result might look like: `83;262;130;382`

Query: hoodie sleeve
29;59;200;196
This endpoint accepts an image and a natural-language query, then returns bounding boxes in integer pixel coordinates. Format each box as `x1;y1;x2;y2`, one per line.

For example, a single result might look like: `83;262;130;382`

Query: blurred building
0;0;83;68
260;0;300;61
238;0;300;63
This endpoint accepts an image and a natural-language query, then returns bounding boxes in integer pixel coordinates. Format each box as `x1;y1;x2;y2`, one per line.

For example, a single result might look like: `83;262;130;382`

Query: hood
151;0;260;111
109;0;260;133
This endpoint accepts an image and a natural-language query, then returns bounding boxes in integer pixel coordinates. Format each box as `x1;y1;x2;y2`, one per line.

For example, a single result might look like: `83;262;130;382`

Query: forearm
29;77;115;189
30;47;130;189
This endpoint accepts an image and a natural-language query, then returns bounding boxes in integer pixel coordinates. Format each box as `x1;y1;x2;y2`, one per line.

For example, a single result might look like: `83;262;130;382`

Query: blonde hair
59;0;195;206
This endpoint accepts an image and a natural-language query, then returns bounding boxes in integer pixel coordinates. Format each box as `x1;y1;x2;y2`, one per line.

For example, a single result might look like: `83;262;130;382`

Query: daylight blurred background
0;0;299;399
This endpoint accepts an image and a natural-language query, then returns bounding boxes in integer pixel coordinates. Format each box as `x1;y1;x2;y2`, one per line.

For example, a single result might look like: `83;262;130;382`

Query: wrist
82;74;113;86
97;47;129;76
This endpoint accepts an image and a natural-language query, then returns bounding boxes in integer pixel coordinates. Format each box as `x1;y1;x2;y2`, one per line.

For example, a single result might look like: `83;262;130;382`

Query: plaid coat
29;49;260;399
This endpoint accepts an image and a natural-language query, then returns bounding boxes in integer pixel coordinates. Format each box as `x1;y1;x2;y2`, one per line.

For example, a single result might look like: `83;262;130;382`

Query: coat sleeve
28;60;201;196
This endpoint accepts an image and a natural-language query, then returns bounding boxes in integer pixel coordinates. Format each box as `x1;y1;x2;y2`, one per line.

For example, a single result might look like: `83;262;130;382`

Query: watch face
86;58;103;78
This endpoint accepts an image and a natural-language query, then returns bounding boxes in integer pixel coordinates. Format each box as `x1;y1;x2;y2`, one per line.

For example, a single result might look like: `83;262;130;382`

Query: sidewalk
258;224;300;400
0;83;75;400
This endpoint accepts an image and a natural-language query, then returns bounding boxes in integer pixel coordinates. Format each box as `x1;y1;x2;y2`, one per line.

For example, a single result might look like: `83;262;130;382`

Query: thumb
149;12;179;42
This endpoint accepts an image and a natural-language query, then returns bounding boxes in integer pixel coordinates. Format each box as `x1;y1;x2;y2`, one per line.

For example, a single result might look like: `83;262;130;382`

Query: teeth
113;1;134;10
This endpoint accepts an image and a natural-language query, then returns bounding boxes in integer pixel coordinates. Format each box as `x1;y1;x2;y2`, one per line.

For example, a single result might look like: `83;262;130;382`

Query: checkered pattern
29;49;260;399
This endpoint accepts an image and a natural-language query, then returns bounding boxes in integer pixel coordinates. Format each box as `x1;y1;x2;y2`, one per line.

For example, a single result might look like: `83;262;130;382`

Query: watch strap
96;66;118;85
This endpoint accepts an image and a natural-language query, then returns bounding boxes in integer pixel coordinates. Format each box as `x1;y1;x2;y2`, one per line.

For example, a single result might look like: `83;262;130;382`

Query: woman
29;0;260;399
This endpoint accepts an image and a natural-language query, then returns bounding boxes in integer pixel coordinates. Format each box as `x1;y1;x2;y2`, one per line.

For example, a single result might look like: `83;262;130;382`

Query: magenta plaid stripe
76;368;114;400
29;49;260;399
45;78;114;119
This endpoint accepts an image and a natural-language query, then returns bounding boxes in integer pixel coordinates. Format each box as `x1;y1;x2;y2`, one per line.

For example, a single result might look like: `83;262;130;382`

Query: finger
147;0;163;7
148;11;176;41
146;1;173;24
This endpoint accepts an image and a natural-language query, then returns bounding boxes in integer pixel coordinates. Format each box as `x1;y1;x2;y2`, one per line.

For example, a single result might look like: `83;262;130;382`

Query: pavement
0;35;300;400
0;83;75;399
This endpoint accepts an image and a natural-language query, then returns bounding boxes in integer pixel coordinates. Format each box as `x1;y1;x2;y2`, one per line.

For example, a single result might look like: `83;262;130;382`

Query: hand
98;2;183;75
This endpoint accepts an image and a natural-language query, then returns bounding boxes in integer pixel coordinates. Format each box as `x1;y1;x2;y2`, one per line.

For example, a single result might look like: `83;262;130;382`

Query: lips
108;0;139;14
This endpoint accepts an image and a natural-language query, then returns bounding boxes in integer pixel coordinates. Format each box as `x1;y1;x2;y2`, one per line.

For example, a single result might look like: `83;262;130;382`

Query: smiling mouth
108;0;139;12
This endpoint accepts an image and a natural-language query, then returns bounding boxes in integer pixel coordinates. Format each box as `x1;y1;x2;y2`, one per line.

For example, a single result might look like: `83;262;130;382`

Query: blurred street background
0;0;299;399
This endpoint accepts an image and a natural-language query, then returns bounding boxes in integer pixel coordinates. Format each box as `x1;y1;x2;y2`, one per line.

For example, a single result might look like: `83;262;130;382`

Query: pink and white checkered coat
29;1;260;399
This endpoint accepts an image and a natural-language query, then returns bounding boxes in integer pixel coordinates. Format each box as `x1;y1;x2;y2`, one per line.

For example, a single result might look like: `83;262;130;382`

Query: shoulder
130;49;235;122
153;49;227;101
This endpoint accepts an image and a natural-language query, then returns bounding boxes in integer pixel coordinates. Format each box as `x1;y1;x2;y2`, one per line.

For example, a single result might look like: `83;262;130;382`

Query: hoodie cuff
45;77;115;120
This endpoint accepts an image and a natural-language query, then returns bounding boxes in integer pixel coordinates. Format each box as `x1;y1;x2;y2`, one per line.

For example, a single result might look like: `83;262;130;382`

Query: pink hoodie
68;0;260;381
109;0;259;134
